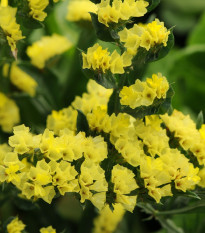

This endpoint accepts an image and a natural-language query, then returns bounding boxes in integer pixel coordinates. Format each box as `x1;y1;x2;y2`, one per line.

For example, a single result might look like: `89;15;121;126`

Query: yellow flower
97;0;149;27
47;106;78;135
0;92;20;133
9;124;41;154
28;0;49;21
9;63;38;97
82;43;132;74
66;0;97;22
112;165;138;211
72;79;113;115
0;6;25;51
120;73;169;108
27;34;72;69
40;226;56;233
118;19;170;55
7;217;26;233
92;204;125;233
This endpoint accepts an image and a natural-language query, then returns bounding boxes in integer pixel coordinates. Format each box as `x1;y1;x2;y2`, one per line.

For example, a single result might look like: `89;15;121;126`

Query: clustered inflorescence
1;0;205;232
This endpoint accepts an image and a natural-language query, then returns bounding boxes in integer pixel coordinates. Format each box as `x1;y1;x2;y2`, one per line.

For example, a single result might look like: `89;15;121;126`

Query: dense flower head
97;0;149;27
67;0;97;22
0;92;20;133
82;43;132;74
27;34;72;69
161;110;205;165
120;73;169;109
28;0;49;22
118;19;170;55
7;217;26;233
0;6;25;51
47;107;78;135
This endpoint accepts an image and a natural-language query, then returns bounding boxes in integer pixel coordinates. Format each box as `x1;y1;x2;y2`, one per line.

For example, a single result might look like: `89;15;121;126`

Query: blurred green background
1;0;205;232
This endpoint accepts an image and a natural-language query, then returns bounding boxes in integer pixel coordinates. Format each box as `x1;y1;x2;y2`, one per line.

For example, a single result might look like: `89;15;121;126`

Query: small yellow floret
119;19;170;55
67;0;97;22
0;6;25;51
120;73;169;108
92;204;125;233
97;0;149;27
9;63;38;97
28;0;49;21
0;92;20;133
40;226;56;233
7;217;26;233
27;34;72;69
82;43;132;74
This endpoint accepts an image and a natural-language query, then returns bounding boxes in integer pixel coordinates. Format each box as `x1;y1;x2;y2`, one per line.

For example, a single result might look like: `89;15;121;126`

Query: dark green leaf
90;13;115;42
196;111;204;129
77;110;89;135
108;89;121;115
147;0;161;12
147;29;175;63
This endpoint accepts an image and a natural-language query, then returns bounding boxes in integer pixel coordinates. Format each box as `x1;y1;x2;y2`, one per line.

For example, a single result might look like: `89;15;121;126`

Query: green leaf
188;12;205;45
90;13;115;42
76;110;89;135
108;89;121;115
14;196;39;211
157;86;175;114
196;111;204;129
147;0;161;12
158;218;184;233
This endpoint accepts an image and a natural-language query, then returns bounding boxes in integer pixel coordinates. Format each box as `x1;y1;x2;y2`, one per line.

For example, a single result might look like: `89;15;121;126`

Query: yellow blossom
0;92;20;133
40;226;56;233
7;217;26;233
92;204;125;233
28;0;49;21
9;124;41;154
82;43;132;74
0;6;25;51
9;63;38;97
97;0;149;27
112;165;138;211
120;73;169;108
67;0;97;22
72;79;112;115
47;106;78;135
27;34;72;69
118;19;170;55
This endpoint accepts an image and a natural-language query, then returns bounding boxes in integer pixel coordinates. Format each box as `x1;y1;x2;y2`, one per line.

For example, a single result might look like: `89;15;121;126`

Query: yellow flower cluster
118;19;170;55
0;6;25;51
0;92;20;133
3;63;38;97
6;217;56;233
47;80;112;135
27;34;72;69
1;124;108;209
92;204;125;233
40;226;56;233
120;73;169;109
7;217;26;233
28;0;49;22
43;80;202;206
47;107;78;135
66;0;97;22
97;0;149;27
161;110;205;165
82;43;132;74
112;165;138;211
